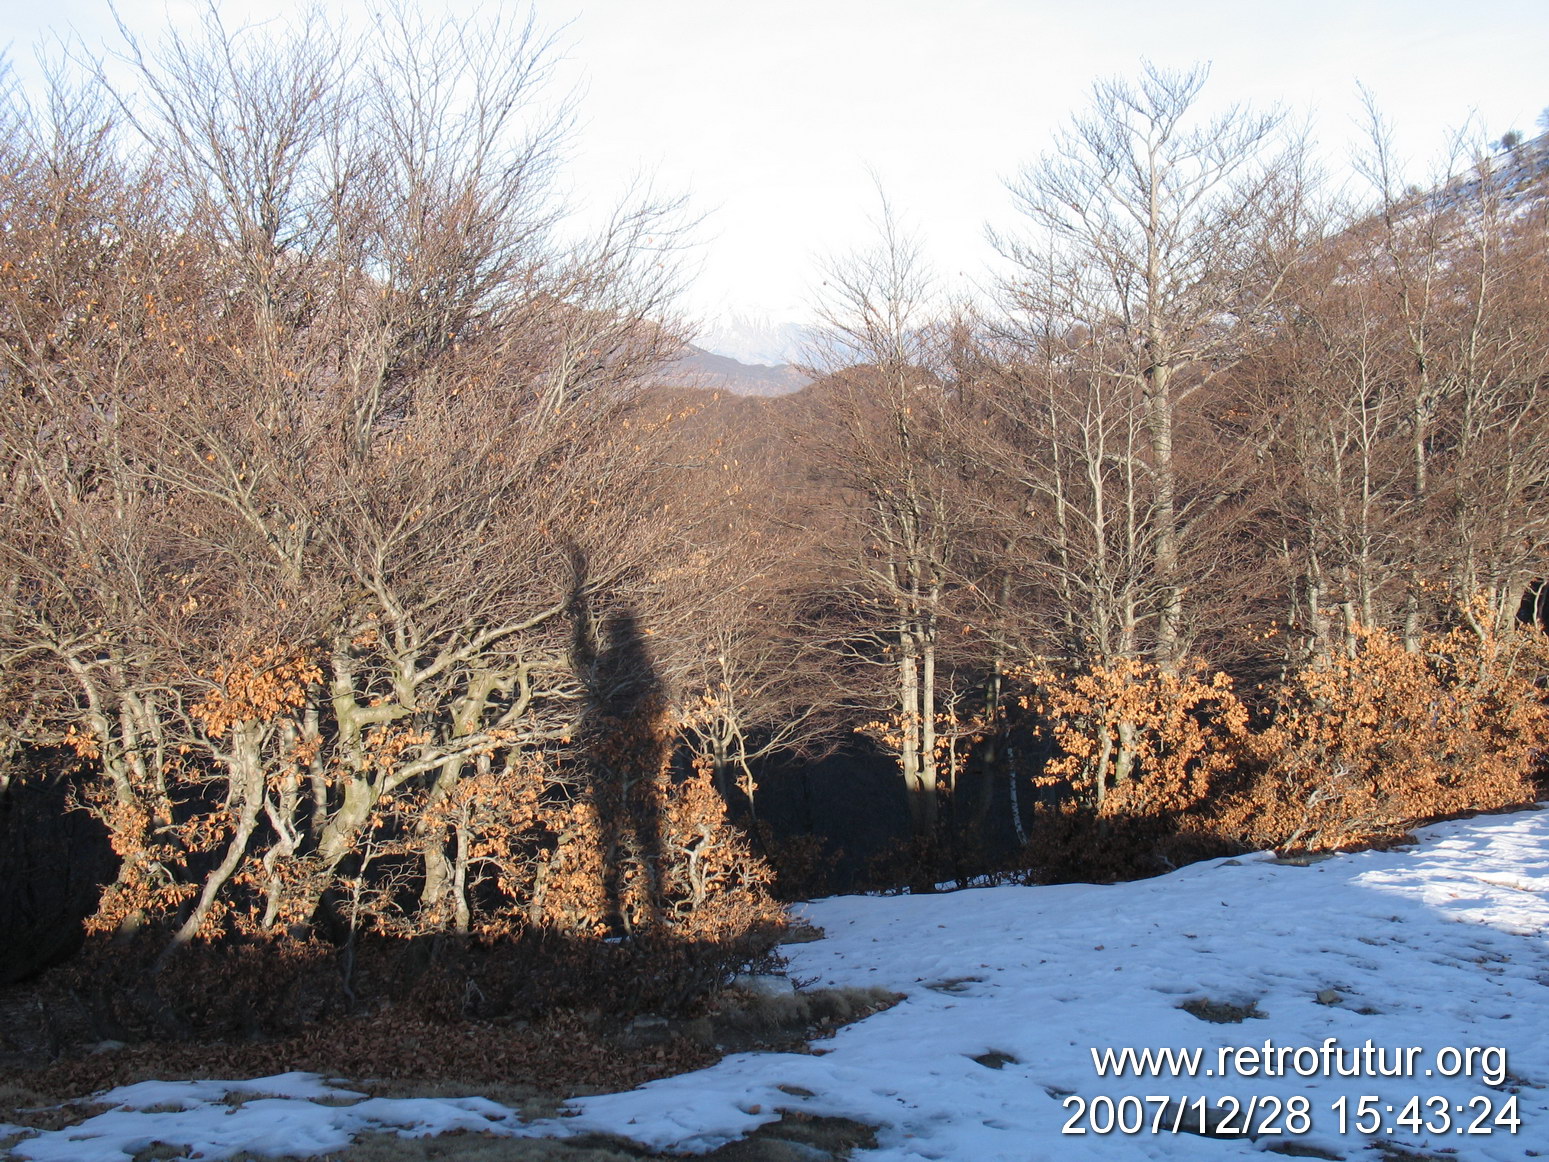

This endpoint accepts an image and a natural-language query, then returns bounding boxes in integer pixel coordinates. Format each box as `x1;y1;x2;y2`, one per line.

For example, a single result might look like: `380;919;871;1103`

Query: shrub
1024;656;1251;817
750;822;844;901
1021;802;1242;883
1015;613;1548;875
36;917;789;1048
1220;617;1548;852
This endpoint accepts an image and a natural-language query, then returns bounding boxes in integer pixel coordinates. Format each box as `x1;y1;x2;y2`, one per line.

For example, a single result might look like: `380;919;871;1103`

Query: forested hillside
1;10;1546;1062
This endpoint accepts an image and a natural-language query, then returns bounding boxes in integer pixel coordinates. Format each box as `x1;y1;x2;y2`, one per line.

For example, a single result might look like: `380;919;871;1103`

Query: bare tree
996;63;1312;668
0;6;759;953
798;198;987;839
1257;109;1549;660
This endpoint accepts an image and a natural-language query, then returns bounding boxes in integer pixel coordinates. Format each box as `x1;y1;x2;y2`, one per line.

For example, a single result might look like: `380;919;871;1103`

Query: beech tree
1354;119;1549;641
997;63;1312;668
1254;116;1549;663
800;203;988;838
0;8;777;954
669;540;842;821
615;387;845;820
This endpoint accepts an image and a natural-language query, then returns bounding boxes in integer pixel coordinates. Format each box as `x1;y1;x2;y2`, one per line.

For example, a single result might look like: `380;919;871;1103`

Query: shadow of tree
0;761;117;984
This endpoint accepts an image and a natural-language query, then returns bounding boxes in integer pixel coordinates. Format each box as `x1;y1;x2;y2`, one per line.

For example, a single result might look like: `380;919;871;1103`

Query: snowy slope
546;808;1549;1160
8;807;1549;1161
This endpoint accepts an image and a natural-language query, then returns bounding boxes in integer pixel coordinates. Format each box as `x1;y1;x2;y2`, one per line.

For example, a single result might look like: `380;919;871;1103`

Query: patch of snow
9;1075;529;1162
10;808;1549;1160
540;808;1549;1160
99;1072;359;1110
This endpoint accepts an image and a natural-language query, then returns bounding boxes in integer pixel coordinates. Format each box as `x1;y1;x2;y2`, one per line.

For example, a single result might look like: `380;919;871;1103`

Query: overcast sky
3;0;1546;326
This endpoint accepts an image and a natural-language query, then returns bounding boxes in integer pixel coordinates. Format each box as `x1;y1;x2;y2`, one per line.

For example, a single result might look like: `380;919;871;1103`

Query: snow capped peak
695;310;816;367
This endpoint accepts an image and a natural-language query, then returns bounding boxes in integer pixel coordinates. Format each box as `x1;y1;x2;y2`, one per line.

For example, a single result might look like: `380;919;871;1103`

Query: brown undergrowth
1;978;900;1136
1221;619;1549;853
3;1007;717;1106
1018;610;1548;878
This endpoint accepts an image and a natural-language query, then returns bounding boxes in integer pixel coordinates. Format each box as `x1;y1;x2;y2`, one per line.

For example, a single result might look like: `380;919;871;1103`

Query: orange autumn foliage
1020;610;1546;866
70;632;781;961
189;649;322;739
1024;656;1250;817
1222;618;1548;852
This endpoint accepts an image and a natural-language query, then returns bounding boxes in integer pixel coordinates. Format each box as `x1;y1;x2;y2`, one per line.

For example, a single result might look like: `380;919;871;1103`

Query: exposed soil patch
922;976;982;994
0;1008;720;1106
1264;1141;1345;1159
1178;996;1265;1023
970;1050;1018;1070
217;1108;881;1162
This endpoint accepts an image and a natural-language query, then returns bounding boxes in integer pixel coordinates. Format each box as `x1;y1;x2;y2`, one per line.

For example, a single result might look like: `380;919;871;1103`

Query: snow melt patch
7;1073;529;1162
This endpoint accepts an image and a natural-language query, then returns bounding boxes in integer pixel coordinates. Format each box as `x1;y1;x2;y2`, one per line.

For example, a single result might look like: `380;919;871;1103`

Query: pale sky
3;0;1546;326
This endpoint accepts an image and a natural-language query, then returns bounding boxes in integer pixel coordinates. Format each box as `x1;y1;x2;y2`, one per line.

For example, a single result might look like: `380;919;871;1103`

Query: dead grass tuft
1179;997;1265;1024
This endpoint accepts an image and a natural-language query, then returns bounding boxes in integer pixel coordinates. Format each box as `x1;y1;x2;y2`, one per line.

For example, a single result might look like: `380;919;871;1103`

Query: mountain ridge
655;344;812;397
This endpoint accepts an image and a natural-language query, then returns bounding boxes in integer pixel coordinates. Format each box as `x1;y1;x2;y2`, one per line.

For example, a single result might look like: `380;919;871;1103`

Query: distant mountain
695;312;814;366
655;345;811;397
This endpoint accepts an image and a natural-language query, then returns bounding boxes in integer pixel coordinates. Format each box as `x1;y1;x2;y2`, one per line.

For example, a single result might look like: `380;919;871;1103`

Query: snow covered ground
0;1074;528;1161
7;807;1549;1160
